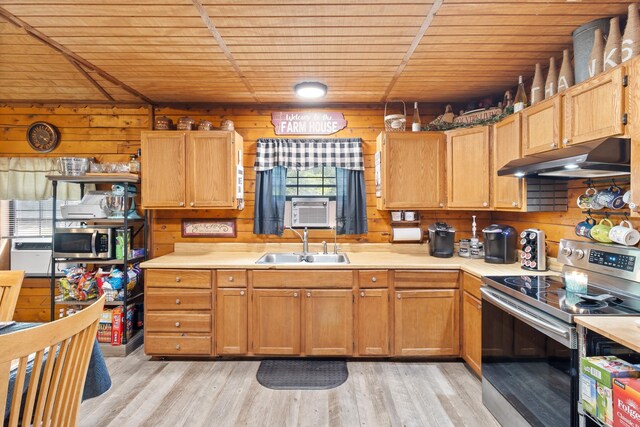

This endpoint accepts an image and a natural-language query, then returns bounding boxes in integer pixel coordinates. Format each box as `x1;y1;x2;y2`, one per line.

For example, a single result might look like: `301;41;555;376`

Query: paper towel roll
391;227;423;242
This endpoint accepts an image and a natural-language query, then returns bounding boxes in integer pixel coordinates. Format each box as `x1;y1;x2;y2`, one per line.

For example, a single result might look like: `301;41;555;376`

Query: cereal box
582;374;598;418
613;378;640;427
598;383;614;426
582;356;640;388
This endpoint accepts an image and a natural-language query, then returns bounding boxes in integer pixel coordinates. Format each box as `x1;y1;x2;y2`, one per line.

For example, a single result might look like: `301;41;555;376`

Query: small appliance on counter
482;224;517;264
520;228;547;271
60;191;110;219
427;222;455;258
459;215;484;259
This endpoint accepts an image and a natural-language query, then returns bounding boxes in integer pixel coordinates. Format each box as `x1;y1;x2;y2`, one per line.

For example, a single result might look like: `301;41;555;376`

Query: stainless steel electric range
481;239;640;427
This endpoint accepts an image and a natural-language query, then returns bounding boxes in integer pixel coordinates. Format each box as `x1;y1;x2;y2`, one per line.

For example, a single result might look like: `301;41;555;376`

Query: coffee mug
590;218;614;243
404;211;416;221
609;220;640;246
594;185;625;210
391;211;402;221
623;190;633;205
575;217;596;239
577;188;597;209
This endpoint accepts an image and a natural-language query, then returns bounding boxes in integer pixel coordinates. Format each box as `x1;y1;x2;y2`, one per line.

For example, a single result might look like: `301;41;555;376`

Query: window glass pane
298;178;323;185
286;178;298;186
286;169;297;177
299;187;323;196
324;178;336;186
323;188;337;196
286;187;298;196
323;167;336;177
285;166;336;198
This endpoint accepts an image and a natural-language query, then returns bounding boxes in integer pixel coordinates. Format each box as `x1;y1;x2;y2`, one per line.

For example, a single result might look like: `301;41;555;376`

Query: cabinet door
394;289;459;356
252;289;301;355
357;289;389;356
522;96;562;156
216;288;248;355
492;114;524;210
462;292;482;376
378;132;446;209
564;66;627;145
141;131;186;208
187;131;235;208
446;126;491;209
304;290;353;356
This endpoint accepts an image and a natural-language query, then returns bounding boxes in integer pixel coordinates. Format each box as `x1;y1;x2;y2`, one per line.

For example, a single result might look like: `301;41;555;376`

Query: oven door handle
91;231;98;256
481;288;569;339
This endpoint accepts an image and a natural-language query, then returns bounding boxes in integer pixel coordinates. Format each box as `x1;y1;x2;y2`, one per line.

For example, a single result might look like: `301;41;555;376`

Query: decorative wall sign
182;219;237;237
271;112;347;135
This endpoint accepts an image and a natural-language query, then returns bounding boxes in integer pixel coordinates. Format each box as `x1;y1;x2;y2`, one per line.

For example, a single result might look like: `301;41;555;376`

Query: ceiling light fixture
294;82;327;99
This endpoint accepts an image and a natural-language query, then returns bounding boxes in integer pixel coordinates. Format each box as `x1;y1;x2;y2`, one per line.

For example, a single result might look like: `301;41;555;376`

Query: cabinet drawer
146;269;211;289
146;289;211;310
394;270;459;288
146;312;211;333
358;270;388;288
462;272;483;300
216;270;247;287
145;333;211;355
252;270;353;288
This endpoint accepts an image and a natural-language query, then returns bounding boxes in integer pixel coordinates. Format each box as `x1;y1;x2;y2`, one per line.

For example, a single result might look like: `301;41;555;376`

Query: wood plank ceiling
0;0;636;104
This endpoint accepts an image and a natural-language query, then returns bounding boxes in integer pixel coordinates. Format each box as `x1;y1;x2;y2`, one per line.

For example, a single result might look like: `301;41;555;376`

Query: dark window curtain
336;168;368;235
253;166;287;235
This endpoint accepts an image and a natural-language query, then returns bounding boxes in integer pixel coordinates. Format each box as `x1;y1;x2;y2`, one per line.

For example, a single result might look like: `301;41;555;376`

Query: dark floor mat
256;359;348;390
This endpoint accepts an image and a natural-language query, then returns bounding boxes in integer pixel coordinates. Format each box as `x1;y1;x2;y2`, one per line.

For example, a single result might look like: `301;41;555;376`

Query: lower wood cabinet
251;289;301;355
357;288;389;356
216;288;248;355
462;291;482;376
145;333;212;355
304;289;353;356
394;289;459;356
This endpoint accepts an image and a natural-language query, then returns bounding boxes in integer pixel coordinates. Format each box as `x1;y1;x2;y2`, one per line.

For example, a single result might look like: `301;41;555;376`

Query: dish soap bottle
412;102;421;132
128;151;140;174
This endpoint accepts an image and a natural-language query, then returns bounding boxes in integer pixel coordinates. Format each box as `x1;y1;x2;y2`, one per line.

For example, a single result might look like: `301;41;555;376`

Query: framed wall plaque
182;219;237;238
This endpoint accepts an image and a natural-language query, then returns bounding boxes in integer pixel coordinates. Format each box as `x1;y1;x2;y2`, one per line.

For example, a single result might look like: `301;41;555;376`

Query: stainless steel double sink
255;252;350;265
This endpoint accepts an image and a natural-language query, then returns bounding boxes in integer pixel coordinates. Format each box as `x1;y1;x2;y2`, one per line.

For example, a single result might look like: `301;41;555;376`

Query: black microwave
53;228;115;259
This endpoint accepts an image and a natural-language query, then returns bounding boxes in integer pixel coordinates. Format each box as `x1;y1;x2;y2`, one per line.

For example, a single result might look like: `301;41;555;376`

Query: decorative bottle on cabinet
412;102;421;132
513;76;527;112
604;16;622;71
530;63;544;105
589;28;605;78
558;49;574;93
544;57;558;99
622;3;640;62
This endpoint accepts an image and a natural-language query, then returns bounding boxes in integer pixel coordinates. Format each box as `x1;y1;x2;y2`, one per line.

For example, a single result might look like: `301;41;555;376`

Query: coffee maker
427;222;455;258
482;224;518;264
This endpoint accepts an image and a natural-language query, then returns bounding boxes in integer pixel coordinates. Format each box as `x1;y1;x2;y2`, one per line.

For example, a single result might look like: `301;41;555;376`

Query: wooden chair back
0;294;105;427
0;270;24;321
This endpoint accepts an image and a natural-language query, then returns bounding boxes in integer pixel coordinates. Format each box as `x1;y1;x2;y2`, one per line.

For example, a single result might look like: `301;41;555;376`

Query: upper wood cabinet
303;289;353;356
446;126;491;209
141;130;242;209
492;113;525;211
394;289;459;356
376;131;446;210
522;95;562;156
563;66;627;146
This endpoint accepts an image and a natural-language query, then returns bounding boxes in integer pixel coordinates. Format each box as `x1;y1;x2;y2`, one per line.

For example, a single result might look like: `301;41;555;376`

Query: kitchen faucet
286;226;309;255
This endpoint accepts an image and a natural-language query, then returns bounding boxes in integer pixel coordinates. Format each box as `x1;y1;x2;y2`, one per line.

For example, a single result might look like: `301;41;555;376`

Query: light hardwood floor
79;349;499;427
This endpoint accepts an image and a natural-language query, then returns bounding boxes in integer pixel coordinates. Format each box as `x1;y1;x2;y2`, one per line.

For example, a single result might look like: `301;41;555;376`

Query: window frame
285;166;337;199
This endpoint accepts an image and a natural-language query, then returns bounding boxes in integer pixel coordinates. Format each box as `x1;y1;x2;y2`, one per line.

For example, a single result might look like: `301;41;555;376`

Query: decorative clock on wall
26;121;60;153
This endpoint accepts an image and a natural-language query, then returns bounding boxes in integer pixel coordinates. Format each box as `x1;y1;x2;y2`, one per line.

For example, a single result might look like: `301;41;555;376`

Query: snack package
613;378;640;427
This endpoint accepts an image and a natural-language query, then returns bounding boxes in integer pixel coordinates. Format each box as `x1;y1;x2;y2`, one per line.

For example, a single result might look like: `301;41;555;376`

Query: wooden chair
0;294;105;427
0;270;24;321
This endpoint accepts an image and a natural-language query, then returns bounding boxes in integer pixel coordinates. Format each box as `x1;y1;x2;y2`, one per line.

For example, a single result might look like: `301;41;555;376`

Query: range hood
498;137;631;178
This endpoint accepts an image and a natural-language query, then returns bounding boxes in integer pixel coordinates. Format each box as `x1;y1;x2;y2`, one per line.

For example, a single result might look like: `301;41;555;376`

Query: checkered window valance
254;138;364;172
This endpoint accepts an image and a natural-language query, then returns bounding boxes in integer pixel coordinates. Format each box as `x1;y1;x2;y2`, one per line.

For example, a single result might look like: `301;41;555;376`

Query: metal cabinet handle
477;304;481;310
360;291;365;297
371;277;377;283
178;202;185;207
550;142;558;148
293;292;298;298
240;290;245;296
175;276;181;283
397;293;401;299
306;292;311;297
175;344;181;350
175;298;181;305
175;322;180;327
563;138;570;145
512;201;518;207
228;276;234;282
439;202;444;208
189;202;195;207
482;202;488;207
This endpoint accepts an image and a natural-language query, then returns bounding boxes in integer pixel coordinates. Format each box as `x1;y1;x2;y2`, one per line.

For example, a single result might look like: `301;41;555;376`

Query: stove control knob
574;249;585;259
561;247;573;257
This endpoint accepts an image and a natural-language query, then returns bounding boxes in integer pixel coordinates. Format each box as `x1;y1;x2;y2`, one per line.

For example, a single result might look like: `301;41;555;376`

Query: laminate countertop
140;243;560;278
575;317;640;353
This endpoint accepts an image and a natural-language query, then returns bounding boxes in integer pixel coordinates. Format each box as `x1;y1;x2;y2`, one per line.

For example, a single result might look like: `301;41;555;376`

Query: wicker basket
384;100;406;132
